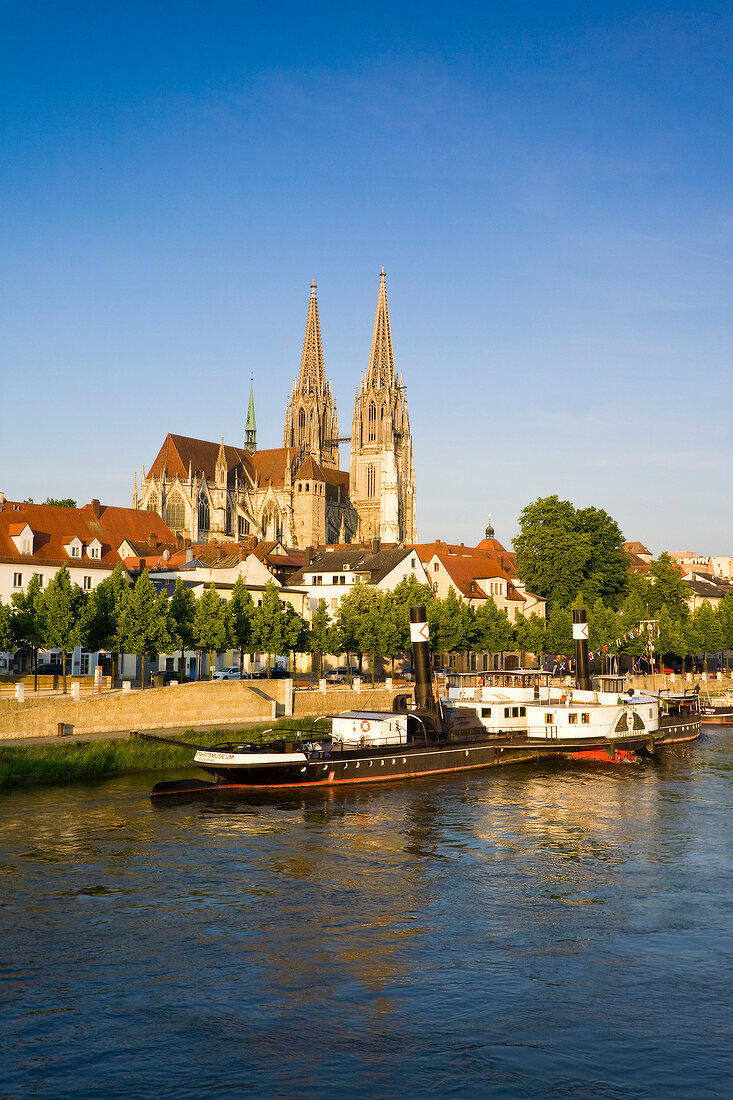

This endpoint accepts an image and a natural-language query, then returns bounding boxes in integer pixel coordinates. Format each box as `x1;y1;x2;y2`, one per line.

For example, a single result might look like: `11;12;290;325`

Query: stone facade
137;273;416;549
349;270;417;544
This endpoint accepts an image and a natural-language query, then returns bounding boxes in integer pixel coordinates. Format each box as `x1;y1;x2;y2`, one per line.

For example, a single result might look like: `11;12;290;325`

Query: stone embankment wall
0;682;413;740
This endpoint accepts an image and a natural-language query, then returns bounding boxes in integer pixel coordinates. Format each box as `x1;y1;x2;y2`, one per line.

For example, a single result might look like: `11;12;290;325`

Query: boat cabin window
581;712;590;724
481;707;491;717
568;713;577;724
504;707;510;718
545;713;554;724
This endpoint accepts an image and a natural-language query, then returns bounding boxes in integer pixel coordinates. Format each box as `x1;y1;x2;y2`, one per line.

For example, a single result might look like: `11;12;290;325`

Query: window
147;492;158;513
411;557;416;568
581;713;590;724
226;502;233;536
504;707;510;718
315;576;322;585
481;707;492;717
71;544;80;558
198;493;210;531
79;652;90;675
433;562;439;572
22;538;32;554
167;492;185;531
305;483;309;492
13;572;22;588
339;575;345;585
332;576;339;585
568;713;578;725
238;516;250;538
368;402;377;441
511;707;519;718
83;576;92;590
545;713;555;724
90;546;99;559
34;573;43;586
366;465;375;499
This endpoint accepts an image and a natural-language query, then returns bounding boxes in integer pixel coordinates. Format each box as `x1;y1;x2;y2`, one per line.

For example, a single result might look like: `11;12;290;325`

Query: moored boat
149;608;680;799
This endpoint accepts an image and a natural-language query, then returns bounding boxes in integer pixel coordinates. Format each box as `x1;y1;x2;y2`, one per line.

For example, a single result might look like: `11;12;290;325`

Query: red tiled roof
432;552;521;601
147;433;254;484
0;500;176;570
416;541;517;577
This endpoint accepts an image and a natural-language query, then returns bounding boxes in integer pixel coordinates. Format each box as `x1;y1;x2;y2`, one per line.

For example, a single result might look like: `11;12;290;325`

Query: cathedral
135;272;417;549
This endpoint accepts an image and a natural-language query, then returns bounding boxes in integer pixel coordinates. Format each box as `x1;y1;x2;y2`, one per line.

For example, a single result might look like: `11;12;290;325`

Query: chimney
410;605;435;712
305;546;314;565
573;609;592;691
371;537;380;553
90;499;101;518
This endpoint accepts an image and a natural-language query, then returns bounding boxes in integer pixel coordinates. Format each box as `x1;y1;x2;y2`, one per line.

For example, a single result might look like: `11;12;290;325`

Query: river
2;729;733;1098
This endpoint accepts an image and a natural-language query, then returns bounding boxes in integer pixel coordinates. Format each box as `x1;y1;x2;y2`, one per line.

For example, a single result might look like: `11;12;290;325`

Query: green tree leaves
514;495;628;609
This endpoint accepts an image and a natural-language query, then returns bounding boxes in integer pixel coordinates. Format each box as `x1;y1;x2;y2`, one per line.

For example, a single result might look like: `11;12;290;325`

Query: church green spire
245;379;257;454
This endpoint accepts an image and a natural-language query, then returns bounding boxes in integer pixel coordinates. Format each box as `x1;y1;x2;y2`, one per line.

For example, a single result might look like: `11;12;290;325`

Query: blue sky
2;1;731;555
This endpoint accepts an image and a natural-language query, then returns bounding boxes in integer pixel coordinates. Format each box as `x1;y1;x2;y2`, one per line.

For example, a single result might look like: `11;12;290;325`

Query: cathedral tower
349;269;417;544
283;280;339;468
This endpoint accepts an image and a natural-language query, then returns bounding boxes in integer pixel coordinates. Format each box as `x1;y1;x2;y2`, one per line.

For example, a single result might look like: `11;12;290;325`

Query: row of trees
2;561;731;692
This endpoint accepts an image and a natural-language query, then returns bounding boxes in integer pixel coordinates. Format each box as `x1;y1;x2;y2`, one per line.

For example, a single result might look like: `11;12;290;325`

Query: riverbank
0;717;325;788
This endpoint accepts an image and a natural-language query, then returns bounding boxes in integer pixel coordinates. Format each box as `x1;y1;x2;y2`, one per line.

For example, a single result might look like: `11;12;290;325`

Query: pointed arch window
198;492;210;532
366;465;376;499
298;408;306;445
225;501;233;536
368;402;377;442
166;492;185;532
146;491;158;513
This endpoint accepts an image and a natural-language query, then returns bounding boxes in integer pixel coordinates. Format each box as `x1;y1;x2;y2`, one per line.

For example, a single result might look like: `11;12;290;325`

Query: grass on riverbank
0;716;329;787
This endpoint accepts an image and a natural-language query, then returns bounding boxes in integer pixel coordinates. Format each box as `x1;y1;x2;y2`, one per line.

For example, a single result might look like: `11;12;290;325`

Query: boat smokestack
410;605;434;711
573;609;592;691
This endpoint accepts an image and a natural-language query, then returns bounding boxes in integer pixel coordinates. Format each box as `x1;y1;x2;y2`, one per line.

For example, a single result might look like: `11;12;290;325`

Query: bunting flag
587;621;659;659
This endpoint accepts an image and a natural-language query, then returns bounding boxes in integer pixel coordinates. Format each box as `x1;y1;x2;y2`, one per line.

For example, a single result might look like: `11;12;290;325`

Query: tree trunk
62;649;68;694
140;653;145;690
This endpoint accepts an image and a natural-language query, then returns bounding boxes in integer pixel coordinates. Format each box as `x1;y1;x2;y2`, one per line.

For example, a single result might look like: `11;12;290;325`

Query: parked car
399;666;415;682
251;665;290;679
212;667;248;680
325;666;361;684
33;663;63;676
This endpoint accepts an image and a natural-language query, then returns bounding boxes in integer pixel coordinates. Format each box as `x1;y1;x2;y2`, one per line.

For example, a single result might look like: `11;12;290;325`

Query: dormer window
88;538;102;560
64;536;83;559
10;523;34;556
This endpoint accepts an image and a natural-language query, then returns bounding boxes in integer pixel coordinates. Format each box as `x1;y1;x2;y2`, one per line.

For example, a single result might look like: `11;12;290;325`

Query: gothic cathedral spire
283;280;339;468
350;269;417;545
245;378;257;454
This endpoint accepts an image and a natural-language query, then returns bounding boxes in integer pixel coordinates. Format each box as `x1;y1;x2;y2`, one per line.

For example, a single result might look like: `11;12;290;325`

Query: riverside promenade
0;678;413;743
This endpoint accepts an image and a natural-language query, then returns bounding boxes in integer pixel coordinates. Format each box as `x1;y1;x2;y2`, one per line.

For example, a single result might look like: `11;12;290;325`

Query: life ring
360;720;370;733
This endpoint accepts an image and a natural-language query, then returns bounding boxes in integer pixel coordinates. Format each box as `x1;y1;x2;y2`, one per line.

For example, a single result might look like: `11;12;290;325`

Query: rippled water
2;730;733;1098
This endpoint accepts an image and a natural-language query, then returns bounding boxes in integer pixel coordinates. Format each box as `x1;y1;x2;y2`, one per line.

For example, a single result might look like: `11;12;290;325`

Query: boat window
581;713;590;724
520;706;526;717
504;707;510;718
568;713;577;724
545;713;554;724
481;707;491;717
511;707;519;718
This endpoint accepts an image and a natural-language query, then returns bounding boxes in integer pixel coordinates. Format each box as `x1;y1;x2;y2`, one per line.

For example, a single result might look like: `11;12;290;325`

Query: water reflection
2;735;733;1098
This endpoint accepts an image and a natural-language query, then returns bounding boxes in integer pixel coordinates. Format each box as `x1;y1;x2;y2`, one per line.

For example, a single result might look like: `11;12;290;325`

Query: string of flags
589;623;659;660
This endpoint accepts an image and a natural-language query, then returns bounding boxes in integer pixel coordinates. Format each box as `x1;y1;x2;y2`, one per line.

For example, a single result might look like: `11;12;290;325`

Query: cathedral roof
294;455;325;481
148;433;253;483
250;448;294;487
